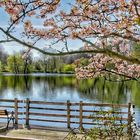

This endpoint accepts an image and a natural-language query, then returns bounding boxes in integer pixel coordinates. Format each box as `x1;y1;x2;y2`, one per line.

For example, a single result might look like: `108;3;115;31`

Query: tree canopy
0;0;140;79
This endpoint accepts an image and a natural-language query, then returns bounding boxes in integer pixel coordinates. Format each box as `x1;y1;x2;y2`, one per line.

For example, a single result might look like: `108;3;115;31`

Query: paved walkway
0;124;84;140
3;129;70;140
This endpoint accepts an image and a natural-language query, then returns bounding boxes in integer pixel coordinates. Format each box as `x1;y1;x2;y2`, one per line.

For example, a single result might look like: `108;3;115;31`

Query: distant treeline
0;47;90;74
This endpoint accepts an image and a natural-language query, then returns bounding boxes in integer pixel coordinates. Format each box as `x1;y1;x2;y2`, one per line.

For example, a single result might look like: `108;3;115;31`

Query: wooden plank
29;112;67;117
30;107;67;111
26;107;128;114
67;100;70;128
17;118;25;120
0;99;14;102
17;100;24;103
82;122;128;126
70;121;127;126
0;110;5;113
79;101;83;129
82;110;128;114
17;112;24;115
82;103;129;107
0;116;8;118
30;101;66;105
0;116;24;120
70;102;129;107
69;115;128;121
128;103;132;135
0;105;15;108
70;103;79;106
14;98;18;128
0;113;6;115
29;118;67;123
25;98;30;127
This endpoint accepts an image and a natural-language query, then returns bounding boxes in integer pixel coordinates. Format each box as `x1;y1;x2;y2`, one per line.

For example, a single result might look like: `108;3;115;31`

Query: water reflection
0;74;140;122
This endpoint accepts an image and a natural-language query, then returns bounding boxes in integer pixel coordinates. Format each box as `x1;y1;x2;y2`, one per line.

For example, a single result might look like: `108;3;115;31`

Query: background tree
0;46;8;72
20;50;33;74
0;61;2;72
7;53;24;74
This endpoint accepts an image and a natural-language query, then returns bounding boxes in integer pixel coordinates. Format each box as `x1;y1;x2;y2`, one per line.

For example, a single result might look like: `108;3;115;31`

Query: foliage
63;64;76;73
6;54;24;73
131;43;140;60
0;49;86;73
0;61;2;72
65;109;131;140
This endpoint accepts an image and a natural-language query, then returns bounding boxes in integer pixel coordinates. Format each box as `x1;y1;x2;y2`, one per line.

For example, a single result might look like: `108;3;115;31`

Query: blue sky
0;0;83;57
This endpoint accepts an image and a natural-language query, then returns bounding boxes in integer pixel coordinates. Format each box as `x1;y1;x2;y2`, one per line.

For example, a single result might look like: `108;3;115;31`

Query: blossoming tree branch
0;0;140;79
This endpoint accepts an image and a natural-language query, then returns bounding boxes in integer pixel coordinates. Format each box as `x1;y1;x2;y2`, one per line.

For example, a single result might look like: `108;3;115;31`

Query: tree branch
0;39;14;43
1;27;140;65
103;68;138;81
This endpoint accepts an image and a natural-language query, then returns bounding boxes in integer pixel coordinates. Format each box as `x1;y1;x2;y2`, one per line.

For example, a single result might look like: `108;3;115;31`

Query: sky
0;6;36;55
0;0;83;57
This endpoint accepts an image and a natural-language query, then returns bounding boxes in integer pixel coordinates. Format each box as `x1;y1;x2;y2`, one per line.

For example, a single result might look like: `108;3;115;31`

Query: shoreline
0;72;75;76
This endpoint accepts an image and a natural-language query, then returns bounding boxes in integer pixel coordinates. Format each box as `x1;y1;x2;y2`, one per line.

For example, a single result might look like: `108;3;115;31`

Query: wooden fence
0;98;134;133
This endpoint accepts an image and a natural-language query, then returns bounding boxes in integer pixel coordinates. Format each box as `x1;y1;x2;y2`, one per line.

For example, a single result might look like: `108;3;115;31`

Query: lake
0;73;140;125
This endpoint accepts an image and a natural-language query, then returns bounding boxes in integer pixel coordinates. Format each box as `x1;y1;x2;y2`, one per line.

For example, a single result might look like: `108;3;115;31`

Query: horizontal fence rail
0;98;134;133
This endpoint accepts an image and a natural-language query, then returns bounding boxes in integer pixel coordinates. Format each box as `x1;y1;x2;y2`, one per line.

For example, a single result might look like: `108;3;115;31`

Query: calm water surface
0;73;140;125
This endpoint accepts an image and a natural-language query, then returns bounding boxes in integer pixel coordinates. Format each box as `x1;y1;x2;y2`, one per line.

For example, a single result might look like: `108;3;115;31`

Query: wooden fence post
14;98;18;129
67;100;70;128
26;98;30;129
128;102;132;135
79;101;83;130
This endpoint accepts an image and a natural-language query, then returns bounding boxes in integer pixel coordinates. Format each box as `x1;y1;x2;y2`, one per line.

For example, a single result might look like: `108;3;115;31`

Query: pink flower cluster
76;53;140;79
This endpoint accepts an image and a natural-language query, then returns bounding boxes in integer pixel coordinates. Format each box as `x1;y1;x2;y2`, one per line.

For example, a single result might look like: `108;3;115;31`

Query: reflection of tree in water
76;78;140;107
0;75;140;107
0;75;32;94
33;76;140;106
77;78;128;104
24;76;31;90
32;76;75;99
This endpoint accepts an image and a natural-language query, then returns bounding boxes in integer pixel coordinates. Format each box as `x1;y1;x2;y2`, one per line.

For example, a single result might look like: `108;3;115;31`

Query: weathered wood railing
0;98;135;133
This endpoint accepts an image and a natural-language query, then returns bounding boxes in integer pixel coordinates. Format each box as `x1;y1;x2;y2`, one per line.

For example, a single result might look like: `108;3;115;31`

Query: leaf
134;17;140;25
